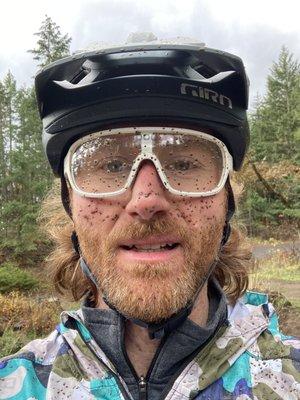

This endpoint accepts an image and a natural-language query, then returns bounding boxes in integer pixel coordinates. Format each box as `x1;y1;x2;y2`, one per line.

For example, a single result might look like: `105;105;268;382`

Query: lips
119;236;181;252
122;243;179;252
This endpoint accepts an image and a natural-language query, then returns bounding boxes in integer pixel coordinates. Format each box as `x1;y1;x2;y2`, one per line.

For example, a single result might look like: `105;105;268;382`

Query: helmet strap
61;176;72;218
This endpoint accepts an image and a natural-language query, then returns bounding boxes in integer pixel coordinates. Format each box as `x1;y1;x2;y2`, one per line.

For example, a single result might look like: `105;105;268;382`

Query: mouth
120;243;179;252
117;237;182;261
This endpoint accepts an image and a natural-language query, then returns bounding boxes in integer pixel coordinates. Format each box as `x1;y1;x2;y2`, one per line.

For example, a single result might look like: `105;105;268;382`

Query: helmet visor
64;127;232;197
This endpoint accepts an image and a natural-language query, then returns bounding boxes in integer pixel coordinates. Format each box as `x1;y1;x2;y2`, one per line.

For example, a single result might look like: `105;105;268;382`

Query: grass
252;252;300;282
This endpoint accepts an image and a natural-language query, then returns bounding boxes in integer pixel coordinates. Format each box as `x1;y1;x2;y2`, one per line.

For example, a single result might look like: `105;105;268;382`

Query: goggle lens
68;128;230;197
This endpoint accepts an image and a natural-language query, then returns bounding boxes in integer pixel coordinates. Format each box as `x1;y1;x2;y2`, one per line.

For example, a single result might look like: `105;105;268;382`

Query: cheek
170;193;227;228
72;196;122;228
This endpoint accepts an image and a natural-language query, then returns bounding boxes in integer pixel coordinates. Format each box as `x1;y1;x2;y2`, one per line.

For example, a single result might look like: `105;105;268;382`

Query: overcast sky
1;0;299;108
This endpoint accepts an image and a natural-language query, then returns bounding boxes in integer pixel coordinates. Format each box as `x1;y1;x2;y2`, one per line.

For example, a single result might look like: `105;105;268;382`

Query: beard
75;216;224;323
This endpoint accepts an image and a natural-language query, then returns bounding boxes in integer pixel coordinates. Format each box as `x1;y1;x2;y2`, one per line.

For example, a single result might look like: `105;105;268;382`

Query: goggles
64;127;233;198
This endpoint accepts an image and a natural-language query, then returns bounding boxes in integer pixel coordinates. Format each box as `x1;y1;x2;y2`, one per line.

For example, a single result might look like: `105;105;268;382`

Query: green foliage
239;47;300;237
250;46;300;163
0;16;64;261
28;15;71;67
0;82;53;261
238;161;300;237
0;262;38;293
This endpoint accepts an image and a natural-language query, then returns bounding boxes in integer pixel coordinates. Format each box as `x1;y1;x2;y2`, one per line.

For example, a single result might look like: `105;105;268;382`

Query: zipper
138;376;147;400
121;317;168;400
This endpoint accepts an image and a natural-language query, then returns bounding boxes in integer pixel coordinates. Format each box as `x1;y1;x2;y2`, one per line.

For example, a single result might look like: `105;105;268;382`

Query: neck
97;284;209;377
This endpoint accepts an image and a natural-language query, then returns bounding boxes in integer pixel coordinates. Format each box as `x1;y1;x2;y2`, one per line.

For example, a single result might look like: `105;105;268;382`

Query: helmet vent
71;68;91;84
193;63;215;78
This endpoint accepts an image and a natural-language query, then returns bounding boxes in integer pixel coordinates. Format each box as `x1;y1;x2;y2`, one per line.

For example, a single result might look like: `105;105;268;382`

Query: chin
101;266;198;323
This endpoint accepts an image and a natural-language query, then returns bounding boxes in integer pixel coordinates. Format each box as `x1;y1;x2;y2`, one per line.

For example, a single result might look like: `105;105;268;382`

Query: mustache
104;216;191;248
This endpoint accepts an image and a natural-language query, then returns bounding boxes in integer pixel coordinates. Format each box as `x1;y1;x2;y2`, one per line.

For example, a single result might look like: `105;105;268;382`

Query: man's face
72;160;227;323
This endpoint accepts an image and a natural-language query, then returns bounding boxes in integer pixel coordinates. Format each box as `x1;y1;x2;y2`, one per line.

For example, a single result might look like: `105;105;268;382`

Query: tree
250;46;300;162
267;46;300;159
28;15;72;67
0;17;72;263
239;46;300;237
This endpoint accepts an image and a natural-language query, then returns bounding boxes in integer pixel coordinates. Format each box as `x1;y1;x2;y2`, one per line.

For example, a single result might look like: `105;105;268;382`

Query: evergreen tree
240;46;300;237
2;72;18;168
28;15;71;67
267;46;300;158
0;81;6;241
0;72;18;245
0;79;53;260
251;46;300;162
0;14;72;261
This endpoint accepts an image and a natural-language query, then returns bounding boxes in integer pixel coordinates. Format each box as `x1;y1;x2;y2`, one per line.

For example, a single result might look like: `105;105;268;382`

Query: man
0;40;299;399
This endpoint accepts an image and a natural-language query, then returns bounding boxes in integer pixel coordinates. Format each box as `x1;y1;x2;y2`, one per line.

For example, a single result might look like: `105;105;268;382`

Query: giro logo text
180;83;233;109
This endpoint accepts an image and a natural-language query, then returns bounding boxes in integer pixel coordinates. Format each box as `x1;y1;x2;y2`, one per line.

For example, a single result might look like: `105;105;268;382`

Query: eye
101;157;130;173
166;158;199;172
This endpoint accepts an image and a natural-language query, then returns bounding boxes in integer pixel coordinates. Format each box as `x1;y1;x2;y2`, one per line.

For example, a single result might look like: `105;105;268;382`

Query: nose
125;160;171;221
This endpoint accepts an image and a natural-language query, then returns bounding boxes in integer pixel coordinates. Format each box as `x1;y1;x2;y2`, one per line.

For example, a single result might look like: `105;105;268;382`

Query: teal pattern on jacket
0;291;299;399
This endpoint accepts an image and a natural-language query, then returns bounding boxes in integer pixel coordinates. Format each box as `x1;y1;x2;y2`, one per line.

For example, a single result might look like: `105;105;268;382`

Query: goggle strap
226;180;236;221
221;178;235;246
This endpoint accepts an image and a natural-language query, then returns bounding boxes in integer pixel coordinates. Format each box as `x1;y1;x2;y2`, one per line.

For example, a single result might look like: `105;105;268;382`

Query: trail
252;240;300;259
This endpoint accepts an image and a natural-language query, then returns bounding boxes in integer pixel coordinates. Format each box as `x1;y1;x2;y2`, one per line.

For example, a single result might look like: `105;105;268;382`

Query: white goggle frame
64;127;233;198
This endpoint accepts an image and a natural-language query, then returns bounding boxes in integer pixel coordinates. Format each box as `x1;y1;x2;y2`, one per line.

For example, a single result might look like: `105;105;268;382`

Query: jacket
0;291;299;399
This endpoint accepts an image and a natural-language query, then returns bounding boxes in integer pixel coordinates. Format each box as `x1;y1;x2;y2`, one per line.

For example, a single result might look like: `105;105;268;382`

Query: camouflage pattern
0;291;299;399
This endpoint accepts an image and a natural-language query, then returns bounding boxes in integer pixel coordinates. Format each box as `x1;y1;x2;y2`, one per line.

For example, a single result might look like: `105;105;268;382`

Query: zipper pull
138;375;147;400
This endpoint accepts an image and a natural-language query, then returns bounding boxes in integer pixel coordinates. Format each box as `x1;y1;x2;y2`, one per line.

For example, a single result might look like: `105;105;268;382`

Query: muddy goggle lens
64;127;232;197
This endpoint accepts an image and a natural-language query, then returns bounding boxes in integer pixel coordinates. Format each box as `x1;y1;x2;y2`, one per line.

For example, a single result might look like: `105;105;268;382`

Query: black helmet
35;41;249;175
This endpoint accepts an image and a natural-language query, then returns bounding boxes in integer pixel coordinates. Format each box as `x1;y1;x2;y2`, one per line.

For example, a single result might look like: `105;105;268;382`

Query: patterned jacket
0;291;299;399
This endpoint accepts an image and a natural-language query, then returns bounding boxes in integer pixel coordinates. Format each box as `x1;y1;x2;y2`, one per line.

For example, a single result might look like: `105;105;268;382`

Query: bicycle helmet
35;40;249;176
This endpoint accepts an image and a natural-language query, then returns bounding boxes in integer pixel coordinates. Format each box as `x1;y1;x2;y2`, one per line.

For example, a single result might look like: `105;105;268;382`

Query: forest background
0;17;299;354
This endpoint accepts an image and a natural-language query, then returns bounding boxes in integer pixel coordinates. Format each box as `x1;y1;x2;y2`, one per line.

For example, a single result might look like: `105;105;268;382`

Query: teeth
135;244;165;250
124;243;176;251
